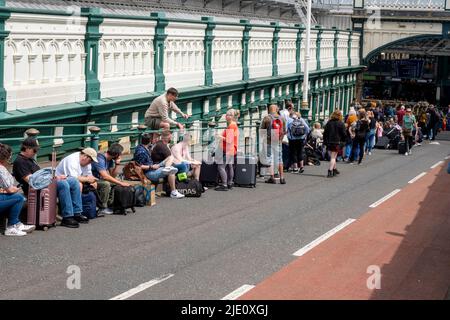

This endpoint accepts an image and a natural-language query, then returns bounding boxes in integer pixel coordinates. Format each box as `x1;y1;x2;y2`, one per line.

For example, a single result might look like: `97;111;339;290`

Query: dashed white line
222;285;255;300
292;219;356;257
109;274;174;300
369;189;401;208
430;161;444;169
408;172;427;184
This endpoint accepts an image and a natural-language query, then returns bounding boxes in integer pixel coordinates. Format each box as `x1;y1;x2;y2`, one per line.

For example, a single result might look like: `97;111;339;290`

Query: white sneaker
162;166;178;175
99;208;114;215
4;225;27;236
368;152;372;155
170;190;185;199
405;152;409;156
16;222;35;233
416;143;421;146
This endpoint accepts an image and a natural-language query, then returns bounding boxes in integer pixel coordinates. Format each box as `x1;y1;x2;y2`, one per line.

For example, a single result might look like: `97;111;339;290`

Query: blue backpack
82;192;97;219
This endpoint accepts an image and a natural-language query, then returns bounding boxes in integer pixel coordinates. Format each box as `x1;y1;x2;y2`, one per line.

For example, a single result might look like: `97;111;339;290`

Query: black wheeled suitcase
375;136;389;149
398;141;407;154
234;156;257;188
199;161;218;187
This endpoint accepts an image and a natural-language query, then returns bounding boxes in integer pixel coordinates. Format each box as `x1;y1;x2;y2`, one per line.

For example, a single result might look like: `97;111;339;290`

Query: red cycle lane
240;163;450;300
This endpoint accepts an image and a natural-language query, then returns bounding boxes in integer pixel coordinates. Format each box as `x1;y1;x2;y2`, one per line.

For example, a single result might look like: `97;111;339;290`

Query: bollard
25;128;40;160
88;126;101;151
25;128;40;139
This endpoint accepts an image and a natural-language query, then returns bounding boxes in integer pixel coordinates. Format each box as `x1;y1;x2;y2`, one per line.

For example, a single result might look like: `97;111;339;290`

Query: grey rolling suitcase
234;156;257;188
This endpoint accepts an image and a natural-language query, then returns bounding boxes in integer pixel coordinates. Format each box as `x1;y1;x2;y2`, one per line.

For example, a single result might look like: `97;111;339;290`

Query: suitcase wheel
43;226;49;231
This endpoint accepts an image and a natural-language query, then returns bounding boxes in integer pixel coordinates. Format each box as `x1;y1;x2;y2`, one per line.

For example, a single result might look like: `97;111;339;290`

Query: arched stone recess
98;18;156;99
4;13;87;111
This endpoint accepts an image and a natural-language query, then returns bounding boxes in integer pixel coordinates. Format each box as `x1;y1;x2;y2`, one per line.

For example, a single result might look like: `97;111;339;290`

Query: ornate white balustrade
212;24;243;84
277;29;297;76
320;30;335;70
4;13;87;111
248;27;273;79
98;19;156;99
1;9;361;112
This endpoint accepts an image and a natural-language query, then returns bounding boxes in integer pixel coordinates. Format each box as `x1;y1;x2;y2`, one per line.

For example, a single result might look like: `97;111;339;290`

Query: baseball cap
82;147;98;163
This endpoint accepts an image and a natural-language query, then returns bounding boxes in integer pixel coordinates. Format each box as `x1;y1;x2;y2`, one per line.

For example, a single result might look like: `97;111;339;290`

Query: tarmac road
0;138;448;300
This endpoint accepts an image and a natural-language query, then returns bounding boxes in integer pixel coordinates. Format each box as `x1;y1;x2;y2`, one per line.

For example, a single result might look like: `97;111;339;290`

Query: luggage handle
51;146;57;178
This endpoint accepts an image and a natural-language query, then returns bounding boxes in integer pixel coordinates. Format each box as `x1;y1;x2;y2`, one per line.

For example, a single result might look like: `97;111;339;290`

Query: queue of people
0;88;443;237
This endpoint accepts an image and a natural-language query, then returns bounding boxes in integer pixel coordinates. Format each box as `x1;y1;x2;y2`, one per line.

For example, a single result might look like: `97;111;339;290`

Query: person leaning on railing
144;87;190;132
91;143;131;215
0;143;36;236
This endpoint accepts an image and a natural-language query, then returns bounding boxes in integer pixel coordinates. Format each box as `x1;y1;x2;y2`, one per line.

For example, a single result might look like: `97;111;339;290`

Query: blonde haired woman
215;109;239;191
323;110;347;178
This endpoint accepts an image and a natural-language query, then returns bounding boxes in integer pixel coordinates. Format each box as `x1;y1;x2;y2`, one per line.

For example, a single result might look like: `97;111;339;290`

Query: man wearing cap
56;148;98;187
13;138;87;228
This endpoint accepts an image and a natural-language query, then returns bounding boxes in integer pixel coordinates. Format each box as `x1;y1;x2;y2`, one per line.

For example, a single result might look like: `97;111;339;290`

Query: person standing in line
349;110;370;165
286;112;310;173
215;109;239;191
365;111;377;156
261;104;286;184
402;108;418;156
323;110;347;178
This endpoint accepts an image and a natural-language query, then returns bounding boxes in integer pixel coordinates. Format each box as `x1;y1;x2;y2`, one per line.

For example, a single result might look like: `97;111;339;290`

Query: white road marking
429;142;440;145
445;156;450;160
222;285;255;300
292;219;356;257
408;172;427;184
430;161;443;169
369;189;401;208
109;274;174;300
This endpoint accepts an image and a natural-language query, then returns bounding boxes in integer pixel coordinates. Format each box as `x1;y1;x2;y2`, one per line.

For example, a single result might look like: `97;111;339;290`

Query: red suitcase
27;149;58;231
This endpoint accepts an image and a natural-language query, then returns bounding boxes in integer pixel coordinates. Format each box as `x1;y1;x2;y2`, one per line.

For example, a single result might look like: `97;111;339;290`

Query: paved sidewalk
240;162;450;300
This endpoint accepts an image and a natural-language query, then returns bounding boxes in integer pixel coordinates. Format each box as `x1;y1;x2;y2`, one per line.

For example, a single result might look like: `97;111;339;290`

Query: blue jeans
365;129;376;152
57;177;82;218
173;162;190;174
345;142;352;159
145;162;178;182
0;193;26;226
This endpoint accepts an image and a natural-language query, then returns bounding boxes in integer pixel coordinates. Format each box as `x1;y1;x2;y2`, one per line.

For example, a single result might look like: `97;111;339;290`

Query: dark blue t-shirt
91;153;114;179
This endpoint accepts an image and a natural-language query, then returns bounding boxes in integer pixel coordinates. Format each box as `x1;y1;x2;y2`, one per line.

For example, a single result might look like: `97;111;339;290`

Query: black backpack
290;118;306;138
166;180;203;197
113;185;136;215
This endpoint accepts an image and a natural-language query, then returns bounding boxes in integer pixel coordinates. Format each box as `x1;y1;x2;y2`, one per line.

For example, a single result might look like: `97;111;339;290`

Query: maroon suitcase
27;149;58;231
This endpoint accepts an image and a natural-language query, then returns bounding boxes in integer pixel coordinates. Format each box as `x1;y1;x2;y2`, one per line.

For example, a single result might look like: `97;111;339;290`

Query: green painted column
333;27;339;68
81;8;103;101
0;0;10;112
295;25;304;74
271;22;280;77
152;12;169;92
343;84;349;115
329;88;336;114
241;20;251;81
311;91;318;122
316;26;322;71
202;17;215;86
347;30;352;67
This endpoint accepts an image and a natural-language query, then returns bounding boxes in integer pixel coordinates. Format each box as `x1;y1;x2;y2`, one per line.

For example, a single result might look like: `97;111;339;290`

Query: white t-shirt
56;152;92;177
